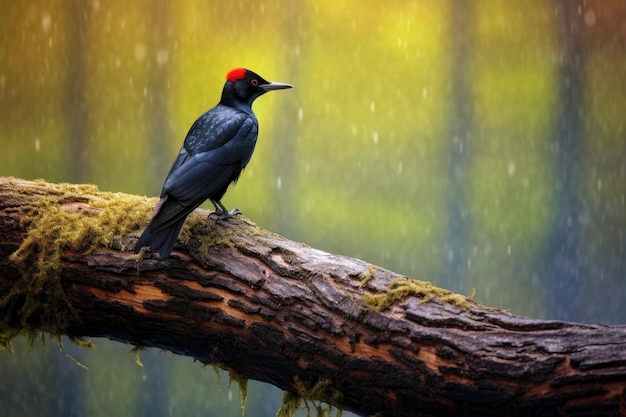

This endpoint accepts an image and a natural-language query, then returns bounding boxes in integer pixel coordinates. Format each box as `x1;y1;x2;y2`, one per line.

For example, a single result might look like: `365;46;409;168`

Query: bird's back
162;105;258;206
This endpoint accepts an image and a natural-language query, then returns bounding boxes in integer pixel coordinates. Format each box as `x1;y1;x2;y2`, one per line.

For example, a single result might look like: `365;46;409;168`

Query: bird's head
221;68;292;108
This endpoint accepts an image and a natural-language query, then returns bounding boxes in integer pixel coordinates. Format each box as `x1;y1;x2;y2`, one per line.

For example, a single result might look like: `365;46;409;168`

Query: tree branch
1;176;625;417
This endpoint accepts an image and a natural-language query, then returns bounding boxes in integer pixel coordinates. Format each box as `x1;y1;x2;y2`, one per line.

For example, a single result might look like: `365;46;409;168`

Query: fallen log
0;176;625;417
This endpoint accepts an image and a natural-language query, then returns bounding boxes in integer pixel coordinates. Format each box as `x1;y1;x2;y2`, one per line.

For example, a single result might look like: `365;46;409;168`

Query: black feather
134;69;291;259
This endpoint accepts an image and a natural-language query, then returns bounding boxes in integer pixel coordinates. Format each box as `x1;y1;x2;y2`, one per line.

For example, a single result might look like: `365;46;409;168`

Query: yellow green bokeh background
1;1;625;416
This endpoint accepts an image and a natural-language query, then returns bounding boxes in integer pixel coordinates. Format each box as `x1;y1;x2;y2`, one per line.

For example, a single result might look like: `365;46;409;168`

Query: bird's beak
260;81;293;91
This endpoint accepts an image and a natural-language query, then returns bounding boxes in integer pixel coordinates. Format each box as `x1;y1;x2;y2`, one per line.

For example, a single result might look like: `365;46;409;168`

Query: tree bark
1;176;625;417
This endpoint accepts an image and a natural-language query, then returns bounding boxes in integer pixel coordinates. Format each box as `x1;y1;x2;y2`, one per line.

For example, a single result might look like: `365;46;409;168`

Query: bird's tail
134;216;186;260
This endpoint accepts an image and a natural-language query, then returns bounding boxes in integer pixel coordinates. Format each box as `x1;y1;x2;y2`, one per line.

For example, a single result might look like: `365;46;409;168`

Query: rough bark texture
1;176;625;417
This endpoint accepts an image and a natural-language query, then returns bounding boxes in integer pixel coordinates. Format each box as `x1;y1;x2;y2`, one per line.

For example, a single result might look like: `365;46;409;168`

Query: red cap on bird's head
226;68;247;83
222;67;292;103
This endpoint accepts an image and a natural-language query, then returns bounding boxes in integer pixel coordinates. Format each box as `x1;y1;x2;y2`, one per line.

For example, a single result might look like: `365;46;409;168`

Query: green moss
0;334;13;351
358;265;379;288
0;180;154;347
181;212;238;252
363;277;473;311
210;363;222;385
227;370;248;416
250;225;269;237
59;336;93;369
277;391;303;417
278;376;343;417
129;346;146;367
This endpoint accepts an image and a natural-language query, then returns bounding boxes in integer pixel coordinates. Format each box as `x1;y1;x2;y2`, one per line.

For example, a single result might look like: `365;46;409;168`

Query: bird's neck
219;83;255;113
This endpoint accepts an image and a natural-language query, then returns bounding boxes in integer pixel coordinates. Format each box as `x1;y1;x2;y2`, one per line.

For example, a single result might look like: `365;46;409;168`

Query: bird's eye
251;79;258;87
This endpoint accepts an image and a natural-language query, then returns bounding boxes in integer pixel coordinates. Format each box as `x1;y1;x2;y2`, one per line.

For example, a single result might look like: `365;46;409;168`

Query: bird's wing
162;114;258;206
183;105;252;154
147;193;207;233
158;107;247;194
147;150;245;232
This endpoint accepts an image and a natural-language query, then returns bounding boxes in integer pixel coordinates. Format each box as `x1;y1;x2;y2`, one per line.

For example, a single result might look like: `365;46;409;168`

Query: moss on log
1;176;625;417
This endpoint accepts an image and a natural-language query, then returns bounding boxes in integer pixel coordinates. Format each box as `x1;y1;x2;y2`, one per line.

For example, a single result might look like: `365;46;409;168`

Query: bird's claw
209;208;242;223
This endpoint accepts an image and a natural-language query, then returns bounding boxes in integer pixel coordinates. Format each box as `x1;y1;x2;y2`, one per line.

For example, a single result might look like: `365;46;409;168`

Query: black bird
135;68;292;259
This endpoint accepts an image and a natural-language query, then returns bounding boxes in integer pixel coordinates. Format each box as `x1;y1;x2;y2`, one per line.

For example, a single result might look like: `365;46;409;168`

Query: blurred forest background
1;0;625;416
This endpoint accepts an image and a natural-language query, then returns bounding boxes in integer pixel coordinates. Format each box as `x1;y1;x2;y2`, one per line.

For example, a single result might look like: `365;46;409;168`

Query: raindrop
370;101;375;112
298;108;303;122
41;14;52;32
422;87;428;99
584;9;596;26
507;160;516;177
156;49;169;65
34;138;41;152
134;43;147;61
372;131;379;144
276;176;282;189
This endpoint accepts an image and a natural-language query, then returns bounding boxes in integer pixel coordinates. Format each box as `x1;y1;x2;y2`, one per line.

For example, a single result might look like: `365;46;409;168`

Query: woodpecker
135;68;292;259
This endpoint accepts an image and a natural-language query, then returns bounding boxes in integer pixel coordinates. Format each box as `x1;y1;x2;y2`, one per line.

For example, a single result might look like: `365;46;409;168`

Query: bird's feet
209;200;242;222
209;207;242;222
216;209;242;223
